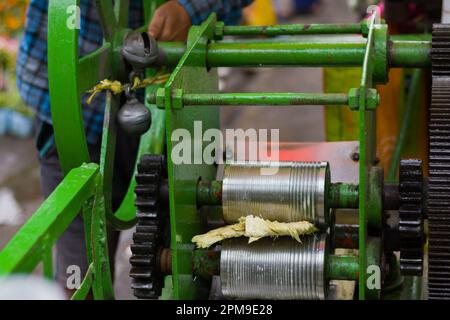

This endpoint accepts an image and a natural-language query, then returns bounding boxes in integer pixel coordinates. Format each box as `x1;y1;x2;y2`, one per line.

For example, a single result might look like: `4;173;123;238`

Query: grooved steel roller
221;234;327;299
222;161;330;225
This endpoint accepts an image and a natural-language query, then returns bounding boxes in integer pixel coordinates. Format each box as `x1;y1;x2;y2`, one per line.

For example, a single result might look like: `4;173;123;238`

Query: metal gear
398;159;424;276
428;24;450;299
129;154;166;299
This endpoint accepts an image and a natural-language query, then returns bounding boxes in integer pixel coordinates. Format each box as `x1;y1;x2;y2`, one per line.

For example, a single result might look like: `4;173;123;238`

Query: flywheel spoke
95;0;117;41
114;0;130;29
78;44;113;94
48;0;89;173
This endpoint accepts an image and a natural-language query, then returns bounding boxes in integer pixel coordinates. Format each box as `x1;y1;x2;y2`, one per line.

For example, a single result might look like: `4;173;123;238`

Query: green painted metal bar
165;14;220;299
389;41;430;68
157;39;430;68
220;23;363;36
358;13;378;300
207;41;367;67
327;255;359;280
78;44;112;94
149;92;349;106
387;69;423;182
329;183;359;208
0;164;99;274
89;176;115;300
48;0;90;174
114;0;130;28
42;245;53;279
99;93;137;229
182;93;349;106
82;199;94;268
95;0;117;41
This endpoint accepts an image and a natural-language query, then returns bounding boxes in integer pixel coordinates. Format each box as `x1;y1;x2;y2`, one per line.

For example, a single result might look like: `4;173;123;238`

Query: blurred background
0;0;433;299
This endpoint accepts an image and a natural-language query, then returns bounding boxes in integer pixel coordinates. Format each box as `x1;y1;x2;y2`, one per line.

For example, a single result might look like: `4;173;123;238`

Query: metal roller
221;234;327;300
222;161;329;225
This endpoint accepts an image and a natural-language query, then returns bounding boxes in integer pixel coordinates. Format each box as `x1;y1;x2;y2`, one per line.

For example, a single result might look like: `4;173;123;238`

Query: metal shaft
192;246;359;281
197;181;360;209
220;23;363;36
158;40;430;68
149;92;349;106
327;254;359;280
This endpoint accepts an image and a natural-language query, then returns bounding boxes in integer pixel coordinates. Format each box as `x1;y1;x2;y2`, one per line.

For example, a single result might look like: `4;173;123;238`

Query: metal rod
197;180;359;209
389;41;430;68
148;92;349;106
158;40;430;68
220;23;363;36
327;254;359;280
329;183;359;208
206;41;367;67
183;93;349;106
42;246;53;279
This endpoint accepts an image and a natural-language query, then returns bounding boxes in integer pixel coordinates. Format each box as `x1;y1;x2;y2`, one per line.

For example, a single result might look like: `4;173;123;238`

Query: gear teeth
428;24;450;299
130;254;155;266
129;155;165;299
399;159;424;276
133;288;158;299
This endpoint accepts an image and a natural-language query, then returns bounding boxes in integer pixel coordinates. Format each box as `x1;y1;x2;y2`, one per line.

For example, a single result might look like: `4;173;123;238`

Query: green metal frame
163;15;220;299
0;164;98;275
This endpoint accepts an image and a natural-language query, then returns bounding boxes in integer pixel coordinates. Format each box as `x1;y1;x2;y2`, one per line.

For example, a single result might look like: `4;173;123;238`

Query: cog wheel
398;159;424;276
129;154;166;299
428;24;450;299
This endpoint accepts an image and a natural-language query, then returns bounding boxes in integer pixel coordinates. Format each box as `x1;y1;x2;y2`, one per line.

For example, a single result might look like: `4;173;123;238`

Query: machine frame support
0;2;435;300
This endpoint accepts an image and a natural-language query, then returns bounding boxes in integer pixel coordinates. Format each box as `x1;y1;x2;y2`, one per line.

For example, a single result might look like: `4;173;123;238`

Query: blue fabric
16;0;251;146
179;0;253;25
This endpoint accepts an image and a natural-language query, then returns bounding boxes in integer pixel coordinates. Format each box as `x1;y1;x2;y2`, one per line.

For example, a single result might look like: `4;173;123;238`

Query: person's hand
148;1;192;41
